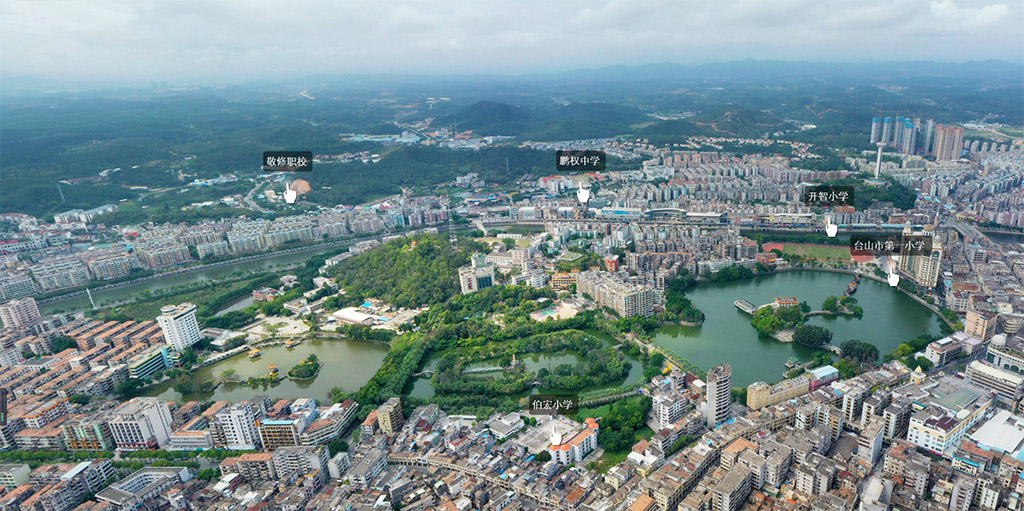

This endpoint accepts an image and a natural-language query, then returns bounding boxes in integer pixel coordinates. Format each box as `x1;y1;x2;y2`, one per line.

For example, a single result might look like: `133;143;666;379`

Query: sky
1;0;1021;84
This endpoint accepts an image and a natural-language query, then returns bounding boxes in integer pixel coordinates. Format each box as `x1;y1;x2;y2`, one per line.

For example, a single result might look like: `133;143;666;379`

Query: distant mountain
433;101;534;135
546;59;1024;85
554;102;648;124
434;100;649;140
638;107;793;142
689;107;793;136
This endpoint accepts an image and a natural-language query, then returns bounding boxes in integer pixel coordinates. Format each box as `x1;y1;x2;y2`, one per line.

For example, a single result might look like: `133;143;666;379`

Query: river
40;246;346;315
144;338;389;403
985;231;1024;245
653;271;943;387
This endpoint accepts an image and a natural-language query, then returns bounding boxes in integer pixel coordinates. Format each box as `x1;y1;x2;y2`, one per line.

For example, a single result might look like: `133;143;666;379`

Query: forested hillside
328;234;488;308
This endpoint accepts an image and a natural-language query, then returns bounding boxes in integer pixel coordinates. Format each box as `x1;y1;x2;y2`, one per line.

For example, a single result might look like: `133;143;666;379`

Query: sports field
764;242;852;261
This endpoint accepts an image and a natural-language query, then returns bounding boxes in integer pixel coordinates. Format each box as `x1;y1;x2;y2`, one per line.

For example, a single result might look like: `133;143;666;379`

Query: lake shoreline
653;269;943;387
770;329;795;343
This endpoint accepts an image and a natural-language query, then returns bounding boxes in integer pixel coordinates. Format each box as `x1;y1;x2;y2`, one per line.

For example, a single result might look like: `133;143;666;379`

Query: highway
243;178;271;212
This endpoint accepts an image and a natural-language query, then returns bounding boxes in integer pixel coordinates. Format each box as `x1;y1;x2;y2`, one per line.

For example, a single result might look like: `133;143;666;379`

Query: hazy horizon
2;0;1021;85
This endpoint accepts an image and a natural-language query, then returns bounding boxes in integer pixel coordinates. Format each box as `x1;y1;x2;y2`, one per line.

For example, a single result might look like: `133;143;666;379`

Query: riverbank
771;329;795;342
659;319;702;328
37;238;355;305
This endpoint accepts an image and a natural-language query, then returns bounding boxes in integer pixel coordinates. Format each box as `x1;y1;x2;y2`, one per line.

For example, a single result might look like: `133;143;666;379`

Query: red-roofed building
548;418;599;465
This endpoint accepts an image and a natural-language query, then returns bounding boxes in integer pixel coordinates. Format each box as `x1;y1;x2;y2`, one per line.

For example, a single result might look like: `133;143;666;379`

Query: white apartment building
157;303;201;351
0;297;41;328
907;391;992;454
109;398;174;451
653;392;686;430
458;258;495;295
30;257;90;291
216;403;261;450
964;361;1024;402
548;418;599;465
576;270;658;318
858;419;884;464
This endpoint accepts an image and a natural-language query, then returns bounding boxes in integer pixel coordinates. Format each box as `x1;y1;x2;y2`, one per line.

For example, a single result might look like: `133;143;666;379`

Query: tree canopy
793;325;833;347
329;234;487;308
840;339;879;364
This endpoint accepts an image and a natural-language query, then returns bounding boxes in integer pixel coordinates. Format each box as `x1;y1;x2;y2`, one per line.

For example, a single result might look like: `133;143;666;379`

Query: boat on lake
248;349;262;359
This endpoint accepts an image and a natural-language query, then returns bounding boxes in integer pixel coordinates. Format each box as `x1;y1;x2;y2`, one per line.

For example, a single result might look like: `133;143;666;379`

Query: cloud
930;0;1011;28
0;0;1019;83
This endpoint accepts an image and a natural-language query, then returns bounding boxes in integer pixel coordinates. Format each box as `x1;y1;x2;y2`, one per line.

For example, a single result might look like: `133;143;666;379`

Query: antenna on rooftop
445;195;457;247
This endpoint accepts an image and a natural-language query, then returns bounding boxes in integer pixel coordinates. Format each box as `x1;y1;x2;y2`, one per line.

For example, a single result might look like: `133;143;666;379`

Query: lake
145;337;389;403
653;270;943;387
145;270;943;404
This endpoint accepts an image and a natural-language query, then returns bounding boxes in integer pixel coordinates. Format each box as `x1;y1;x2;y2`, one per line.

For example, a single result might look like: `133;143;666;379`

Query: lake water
144;338;389;404
143;270;942;404
653;271;943;387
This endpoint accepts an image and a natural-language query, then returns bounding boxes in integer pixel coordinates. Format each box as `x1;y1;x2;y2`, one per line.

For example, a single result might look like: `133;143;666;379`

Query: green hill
328;234;487;308
435;101;648;140
434;101;534;135
638;107;793;144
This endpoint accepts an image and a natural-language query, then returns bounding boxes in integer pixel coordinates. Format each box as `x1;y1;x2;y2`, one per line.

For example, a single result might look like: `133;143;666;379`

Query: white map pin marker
825;215;838;238
577;183;591;205
887;255;900;287
284;182;298;204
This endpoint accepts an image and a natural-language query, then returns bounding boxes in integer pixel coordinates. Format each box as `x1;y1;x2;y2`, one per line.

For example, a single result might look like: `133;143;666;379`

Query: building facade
156;303;201;351
706;364;733;428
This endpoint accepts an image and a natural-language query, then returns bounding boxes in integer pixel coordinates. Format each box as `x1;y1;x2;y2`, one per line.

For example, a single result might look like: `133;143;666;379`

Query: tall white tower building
706;364;733;428
870;117;881;144
0;297;41;329
157;303;201;351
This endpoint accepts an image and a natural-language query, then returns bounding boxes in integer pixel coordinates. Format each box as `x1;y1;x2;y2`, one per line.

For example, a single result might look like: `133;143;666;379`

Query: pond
145;337;389;403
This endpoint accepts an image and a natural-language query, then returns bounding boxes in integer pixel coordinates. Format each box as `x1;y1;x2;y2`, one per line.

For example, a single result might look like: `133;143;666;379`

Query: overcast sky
2;0;1021;84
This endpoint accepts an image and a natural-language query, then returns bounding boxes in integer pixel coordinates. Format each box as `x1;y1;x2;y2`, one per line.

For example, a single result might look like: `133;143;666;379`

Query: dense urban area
2;64;1024;511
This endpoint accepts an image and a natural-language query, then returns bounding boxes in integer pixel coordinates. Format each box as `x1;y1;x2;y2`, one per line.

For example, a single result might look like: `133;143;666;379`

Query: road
477;216;908;234
243;178;271;212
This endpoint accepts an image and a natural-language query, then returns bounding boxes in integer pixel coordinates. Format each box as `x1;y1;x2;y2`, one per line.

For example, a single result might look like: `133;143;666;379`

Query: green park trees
793;325;833;347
